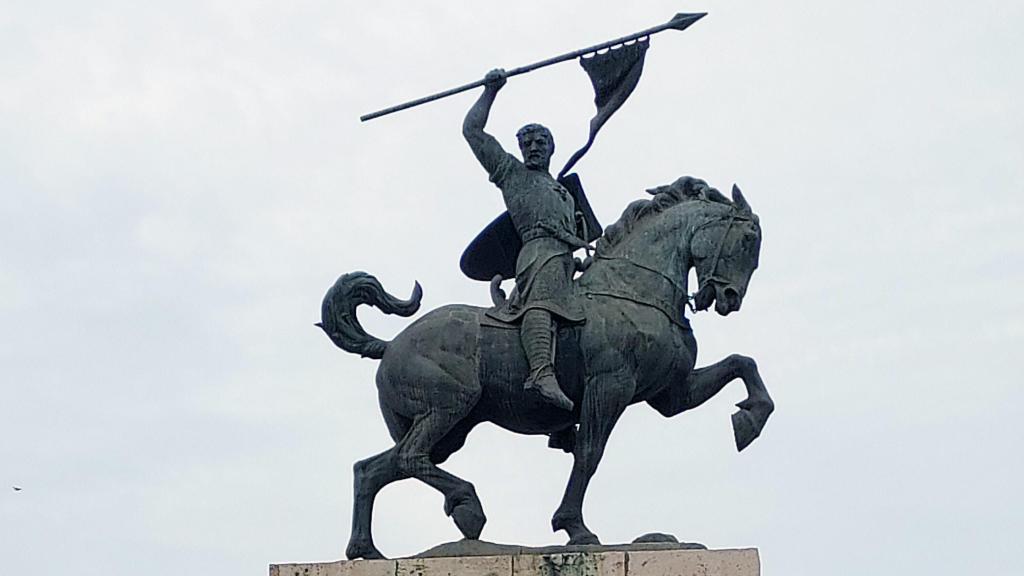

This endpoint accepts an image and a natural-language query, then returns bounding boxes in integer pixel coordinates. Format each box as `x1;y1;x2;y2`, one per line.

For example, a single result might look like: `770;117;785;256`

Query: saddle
479;312;583;453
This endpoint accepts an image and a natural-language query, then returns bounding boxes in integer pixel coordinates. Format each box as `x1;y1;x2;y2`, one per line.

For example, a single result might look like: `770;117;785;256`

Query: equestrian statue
320;12;774;561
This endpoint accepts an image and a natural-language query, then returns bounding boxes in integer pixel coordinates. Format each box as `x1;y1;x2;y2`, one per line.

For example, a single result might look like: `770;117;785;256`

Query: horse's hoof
346;540;385;560
732;409;761;451
567;532;601;546
451;502;487;539
552;512;600;545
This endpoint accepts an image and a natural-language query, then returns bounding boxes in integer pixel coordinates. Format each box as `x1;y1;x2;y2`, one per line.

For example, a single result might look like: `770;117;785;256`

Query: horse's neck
579;203;701;308
610;205;697;279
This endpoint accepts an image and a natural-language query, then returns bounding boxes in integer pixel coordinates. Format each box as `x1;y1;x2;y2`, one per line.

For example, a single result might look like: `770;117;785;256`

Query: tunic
482;151;586;324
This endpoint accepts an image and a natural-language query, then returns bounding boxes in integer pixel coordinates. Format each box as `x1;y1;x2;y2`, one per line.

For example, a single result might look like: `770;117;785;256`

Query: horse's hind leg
346;407;412;559
347;409;485;559
431;416;481;465
396;408;487;539
647;354;774;451
348;448;404;559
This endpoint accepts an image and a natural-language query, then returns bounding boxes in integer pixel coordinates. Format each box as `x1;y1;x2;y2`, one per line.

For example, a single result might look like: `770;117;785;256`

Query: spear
359;12;706;122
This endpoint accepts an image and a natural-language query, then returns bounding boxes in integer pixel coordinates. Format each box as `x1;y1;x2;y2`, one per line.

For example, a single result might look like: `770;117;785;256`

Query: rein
592;252;683;292
695;211;740;296
588;207;746;318
583;253;691;329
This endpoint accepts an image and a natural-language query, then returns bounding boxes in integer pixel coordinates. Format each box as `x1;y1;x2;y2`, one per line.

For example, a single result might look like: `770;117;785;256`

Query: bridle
694;213;737;288
585;207;751;319
689;208;753;312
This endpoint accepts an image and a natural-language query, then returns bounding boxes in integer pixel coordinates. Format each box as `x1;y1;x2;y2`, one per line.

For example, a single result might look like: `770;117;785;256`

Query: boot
521;309;574;411
525;365;574;411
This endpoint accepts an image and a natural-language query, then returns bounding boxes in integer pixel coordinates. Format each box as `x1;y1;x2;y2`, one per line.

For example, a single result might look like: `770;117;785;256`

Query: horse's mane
595;176;733;255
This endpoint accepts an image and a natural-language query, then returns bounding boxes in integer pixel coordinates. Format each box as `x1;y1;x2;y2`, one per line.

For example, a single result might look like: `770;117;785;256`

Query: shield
460;173;602;281
562;173;603;244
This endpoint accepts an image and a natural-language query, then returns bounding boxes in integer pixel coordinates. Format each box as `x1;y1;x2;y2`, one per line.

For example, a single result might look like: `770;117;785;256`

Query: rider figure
463;68;587;412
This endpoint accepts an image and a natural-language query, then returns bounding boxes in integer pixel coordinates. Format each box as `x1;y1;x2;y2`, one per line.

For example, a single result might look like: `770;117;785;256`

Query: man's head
516;123;554;171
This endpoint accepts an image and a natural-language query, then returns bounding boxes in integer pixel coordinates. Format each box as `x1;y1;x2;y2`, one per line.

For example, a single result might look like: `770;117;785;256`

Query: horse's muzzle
715;286;741;316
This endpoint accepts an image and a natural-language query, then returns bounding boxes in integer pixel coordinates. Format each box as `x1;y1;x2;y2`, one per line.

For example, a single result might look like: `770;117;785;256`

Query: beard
524;155;550;171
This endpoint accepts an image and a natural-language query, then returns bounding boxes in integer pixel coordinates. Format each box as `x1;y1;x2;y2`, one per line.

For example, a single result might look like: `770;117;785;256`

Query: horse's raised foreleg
647;354;774;451
552;370;634;545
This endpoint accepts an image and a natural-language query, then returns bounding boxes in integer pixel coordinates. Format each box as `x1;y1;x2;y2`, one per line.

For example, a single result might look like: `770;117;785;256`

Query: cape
460;173;602;281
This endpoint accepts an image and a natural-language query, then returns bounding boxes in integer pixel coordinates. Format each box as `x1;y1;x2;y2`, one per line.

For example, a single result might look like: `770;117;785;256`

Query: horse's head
690;185;761;316
586;177;762;319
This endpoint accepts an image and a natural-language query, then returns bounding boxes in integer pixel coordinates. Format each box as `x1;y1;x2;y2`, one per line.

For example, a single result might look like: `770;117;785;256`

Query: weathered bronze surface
321;13;774;560
463;69;586;411
320;176;772;559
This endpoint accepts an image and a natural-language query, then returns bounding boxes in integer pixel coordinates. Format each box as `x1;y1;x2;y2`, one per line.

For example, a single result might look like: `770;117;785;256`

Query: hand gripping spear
359;12;706;122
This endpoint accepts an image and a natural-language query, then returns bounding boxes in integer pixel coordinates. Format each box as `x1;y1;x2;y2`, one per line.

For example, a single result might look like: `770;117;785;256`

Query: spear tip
668;12;707;32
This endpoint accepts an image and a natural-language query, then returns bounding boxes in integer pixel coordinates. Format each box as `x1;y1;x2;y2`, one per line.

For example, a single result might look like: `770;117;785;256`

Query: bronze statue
320;177;772;559
463;68;588;411
320;11;774;561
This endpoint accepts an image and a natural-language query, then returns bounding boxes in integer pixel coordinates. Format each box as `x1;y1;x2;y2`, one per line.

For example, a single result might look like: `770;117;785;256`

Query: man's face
518;132;552;171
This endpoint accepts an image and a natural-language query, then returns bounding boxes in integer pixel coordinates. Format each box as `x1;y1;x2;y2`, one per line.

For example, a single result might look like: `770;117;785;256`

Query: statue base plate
270;542;760;576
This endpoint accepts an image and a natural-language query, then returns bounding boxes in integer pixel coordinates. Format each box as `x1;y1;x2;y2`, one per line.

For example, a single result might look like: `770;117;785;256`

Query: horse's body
321;179;774;559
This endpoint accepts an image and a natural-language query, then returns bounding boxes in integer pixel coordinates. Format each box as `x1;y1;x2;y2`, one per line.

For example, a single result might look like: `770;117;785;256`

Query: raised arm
463;69;509;175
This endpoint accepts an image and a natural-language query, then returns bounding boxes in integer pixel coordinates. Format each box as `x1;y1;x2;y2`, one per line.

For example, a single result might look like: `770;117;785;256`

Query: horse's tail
317;271;422;359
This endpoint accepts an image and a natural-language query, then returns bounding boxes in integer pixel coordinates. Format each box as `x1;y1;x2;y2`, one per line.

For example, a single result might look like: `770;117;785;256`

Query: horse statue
319;176;774;560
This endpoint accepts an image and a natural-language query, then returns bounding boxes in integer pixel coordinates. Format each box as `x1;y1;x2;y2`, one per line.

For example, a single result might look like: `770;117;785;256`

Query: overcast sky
2;1;1022;575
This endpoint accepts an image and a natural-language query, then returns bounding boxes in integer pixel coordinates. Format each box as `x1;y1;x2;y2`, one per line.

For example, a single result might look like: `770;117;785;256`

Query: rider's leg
521;308;574;410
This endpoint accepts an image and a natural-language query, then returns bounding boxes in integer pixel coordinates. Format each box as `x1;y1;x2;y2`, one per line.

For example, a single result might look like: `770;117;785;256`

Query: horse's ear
732;184;751;213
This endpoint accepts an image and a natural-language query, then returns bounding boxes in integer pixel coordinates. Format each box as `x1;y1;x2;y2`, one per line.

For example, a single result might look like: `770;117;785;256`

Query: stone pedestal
270;547;760;576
